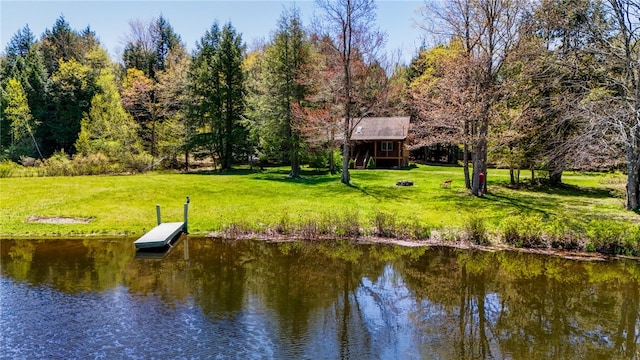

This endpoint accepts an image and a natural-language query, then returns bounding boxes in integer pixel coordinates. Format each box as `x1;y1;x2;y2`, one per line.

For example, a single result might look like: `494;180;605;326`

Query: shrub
464;214;488;245
125;153;154;174
373;210;396;237
545;217;584;250
332;151;343;173
587;220;634;255
0;160;20;178
307;151;328;169
42;151;73;176
586;219;638;255
348;158;355;169
72;153;112;175
366;157;376;169
500;215;546;248
335;209;360;237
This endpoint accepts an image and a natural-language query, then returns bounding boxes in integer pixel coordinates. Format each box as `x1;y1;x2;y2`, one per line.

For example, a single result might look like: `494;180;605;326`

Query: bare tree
577;0;640;209
418;0;528;195
314;0;387;185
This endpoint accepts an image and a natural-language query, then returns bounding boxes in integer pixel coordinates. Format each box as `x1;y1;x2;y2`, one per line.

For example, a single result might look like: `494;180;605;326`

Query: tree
122;16;188;161
408;41;475;188
2;78;43;159
257;7;314;177
418;0;529;195
315;0;387;185
123;15;183;80
188;22;248;170
1;26;48;158
44;59;95;155
578;0;640;209
75;49;143;168
40;16;97;74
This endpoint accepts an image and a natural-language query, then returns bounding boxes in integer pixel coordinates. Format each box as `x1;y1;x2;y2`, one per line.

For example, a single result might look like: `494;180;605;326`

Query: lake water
1;237;639;359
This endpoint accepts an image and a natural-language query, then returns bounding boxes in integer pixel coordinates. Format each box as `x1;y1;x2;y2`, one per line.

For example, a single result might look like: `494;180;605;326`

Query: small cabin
341;117;411;169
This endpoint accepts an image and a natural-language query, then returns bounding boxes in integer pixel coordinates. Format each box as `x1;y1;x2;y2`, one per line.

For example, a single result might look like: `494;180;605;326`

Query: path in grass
0;165;631;237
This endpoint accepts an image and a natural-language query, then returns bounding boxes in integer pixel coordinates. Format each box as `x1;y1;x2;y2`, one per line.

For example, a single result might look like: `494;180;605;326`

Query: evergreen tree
258;7;313;177
40;16;88;74
1;26;48;158
188;22;248;170
44;59;95;155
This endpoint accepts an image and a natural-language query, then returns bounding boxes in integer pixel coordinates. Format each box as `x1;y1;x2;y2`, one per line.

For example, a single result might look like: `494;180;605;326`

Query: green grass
0;165;633;242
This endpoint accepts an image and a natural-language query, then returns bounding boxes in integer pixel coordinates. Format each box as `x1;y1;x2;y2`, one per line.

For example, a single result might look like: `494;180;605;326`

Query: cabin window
381;141;393;152
355;126;363;134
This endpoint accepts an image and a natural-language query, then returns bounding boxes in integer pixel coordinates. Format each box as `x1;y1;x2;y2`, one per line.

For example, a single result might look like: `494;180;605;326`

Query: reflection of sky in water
1;264;426;359
1;279;286;359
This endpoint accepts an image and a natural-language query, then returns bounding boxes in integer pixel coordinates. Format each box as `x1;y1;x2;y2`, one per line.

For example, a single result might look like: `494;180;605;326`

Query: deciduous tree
315;0;387;184
2;78;43;159
418;0;528;195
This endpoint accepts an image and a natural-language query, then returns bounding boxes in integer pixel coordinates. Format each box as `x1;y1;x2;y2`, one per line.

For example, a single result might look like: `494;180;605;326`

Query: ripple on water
1;277;300;359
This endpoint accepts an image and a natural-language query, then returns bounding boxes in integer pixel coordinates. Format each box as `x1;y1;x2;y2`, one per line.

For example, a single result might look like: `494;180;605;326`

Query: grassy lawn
0;164;632;239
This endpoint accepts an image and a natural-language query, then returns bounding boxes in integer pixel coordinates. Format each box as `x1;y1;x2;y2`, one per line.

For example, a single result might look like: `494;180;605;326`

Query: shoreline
0;230;633;261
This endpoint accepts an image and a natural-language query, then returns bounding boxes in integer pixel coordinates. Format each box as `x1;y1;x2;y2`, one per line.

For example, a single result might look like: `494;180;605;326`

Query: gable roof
349;117;411;141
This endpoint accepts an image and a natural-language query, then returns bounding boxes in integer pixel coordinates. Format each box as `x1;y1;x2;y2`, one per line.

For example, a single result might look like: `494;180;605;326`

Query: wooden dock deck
134;222;185;249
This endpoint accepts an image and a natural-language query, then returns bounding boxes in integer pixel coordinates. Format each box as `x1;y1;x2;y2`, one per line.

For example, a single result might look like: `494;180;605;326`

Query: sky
1;0;427;65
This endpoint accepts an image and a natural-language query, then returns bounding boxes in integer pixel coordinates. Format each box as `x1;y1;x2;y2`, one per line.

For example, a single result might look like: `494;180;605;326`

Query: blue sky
1;0;426;65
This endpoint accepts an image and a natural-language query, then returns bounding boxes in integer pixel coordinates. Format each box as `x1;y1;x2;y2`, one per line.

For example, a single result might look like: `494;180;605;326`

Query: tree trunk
289;142;300;178
626;143;640;210
341;136;351;184
463;142;471;189
471;118;488;196
185;148;189;172
463;121;471;189
509;168;515;187
549;171;562;186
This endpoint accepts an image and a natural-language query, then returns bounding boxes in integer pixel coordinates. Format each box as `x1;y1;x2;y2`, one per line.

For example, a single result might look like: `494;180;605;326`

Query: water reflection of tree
402;248;640;359
2;239;36;281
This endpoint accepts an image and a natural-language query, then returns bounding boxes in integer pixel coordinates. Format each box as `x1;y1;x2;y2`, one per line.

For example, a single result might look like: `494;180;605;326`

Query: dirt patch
27;216;93;224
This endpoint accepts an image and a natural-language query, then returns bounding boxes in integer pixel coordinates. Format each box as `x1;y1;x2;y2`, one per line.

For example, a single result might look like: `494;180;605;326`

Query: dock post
156;205;161;225
183;197;189;233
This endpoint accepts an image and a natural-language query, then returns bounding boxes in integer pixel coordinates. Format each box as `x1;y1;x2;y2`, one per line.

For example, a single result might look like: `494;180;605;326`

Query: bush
366;157;376;169
42;151;73;176
307;150;329;169
0;160;20;178
545;217;584;250
373;210;396;237
586;219;637;255
72;153;112;175
125;153;155;174
348;158;355;169
464;214;489;245
335;209;360;237
500;215;546;248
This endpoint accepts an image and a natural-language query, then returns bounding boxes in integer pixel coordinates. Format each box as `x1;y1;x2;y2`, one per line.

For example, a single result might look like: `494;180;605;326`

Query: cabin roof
345;117;411;141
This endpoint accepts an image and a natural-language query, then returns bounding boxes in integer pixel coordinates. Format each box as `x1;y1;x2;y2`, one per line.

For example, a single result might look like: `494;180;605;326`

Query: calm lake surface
1;237;639;359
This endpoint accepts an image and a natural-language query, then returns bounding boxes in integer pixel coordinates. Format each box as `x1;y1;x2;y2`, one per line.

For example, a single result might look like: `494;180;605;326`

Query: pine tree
259;7;313;177
188;22;247;170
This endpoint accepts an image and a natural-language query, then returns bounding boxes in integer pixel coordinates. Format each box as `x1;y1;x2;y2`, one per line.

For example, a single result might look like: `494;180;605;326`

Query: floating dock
134;197;189;249
134;222;185;249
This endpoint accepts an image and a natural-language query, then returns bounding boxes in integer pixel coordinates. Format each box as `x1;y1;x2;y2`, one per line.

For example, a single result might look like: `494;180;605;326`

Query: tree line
1;0;638;209
1;0;394;182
